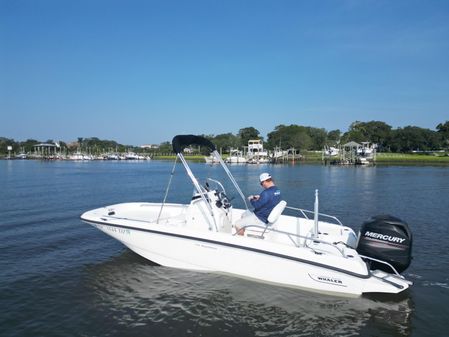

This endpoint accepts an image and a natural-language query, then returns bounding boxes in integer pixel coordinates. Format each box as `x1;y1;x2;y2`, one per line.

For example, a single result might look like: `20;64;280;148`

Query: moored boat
246;139;271;164
225;148;247;163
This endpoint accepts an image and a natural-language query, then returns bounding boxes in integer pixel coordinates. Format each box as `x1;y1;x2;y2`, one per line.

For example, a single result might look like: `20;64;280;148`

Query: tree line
1;120;448;155
191;120;448;153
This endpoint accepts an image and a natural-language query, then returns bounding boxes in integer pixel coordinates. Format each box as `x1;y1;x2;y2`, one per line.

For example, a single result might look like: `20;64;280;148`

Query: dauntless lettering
364;231;406;243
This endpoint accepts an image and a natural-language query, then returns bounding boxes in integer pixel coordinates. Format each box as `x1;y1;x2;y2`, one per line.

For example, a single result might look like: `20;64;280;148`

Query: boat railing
358;254;402;277
285;205;344;227
236;224;347;258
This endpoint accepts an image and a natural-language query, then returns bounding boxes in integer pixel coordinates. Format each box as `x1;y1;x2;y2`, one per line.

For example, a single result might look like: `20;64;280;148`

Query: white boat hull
81;202;411;297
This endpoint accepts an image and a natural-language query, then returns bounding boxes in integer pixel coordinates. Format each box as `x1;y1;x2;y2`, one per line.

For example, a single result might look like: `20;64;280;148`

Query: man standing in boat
235;172;281;235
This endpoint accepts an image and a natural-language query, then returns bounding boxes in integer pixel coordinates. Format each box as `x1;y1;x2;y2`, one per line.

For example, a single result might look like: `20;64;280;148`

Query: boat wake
422;280;449;289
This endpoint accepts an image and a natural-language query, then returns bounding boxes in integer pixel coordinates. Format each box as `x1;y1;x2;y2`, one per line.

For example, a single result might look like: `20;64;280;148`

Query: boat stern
362;270;413;295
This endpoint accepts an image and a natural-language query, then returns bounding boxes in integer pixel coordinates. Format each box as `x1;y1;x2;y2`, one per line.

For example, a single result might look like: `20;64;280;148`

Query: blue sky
1;0;448;145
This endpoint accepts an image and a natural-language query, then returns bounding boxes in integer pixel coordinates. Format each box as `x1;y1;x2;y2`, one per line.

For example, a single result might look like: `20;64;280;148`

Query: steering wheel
216;191;231;209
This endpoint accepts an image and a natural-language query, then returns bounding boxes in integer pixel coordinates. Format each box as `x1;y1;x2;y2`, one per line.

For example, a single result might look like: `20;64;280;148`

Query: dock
323;141;377;165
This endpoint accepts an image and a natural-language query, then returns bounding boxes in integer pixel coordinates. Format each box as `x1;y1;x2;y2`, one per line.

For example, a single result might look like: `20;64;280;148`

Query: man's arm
250;190;269;209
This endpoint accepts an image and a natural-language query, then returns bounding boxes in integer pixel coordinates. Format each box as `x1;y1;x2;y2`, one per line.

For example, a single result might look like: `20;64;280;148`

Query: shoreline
2;153;449;165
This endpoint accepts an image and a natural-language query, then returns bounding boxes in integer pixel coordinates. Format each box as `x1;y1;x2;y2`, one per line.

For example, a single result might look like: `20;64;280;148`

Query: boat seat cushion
267;200;287;224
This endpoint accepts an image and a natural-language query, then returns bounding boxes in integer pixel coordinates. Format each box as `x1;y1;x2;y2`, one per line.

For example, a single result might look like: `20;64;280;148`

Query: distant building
33;143;58;156
140;144;159;149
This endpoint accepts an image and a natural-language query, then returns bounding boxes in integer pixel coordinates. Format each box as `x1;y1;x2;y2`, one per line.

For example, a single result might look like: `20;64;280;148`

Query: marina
4;143;152;161
205;139;302;164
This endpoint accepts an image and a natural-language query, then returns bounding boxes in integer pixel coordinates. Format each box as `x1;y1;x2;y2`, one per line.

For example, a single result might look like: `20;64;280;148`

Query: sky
1;0;448;145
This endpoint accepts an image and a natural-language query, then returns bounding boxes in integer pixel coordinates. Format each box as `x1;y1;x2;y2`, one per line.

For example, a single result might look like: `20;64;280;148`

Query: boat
15;152;28;159
15;147;28;159
271;147;302;163
124;152;148;160
81;135;413;297
323;145;340;158
225;148;247;164
204;154;219;164
68;152;92;161
106;153;120;160
356;142;377;165
246;139;271;164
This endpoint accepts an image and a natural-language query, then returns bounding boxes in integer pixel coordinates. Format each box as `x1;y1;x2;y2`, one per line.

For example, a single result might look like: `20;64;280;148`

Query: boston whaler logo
364;231;406;244
309;274;346;287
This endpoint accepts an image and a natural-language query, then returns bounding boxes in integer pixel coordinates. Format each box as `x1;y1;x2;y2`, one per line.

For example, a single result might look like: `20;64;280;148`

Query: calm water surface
1;160;448;337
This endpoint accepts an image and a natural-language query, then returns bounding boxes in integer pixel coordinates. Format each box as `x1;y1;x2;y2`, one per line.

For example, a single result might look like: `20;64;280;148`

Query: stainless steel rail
358;254;402;277
235;224;347;258
285;205;344;227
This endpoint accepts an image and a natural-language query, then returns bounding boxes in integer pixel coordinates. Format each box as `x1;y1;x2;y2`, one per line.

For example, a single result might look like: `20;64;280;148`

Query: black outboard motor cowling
356;215;412;273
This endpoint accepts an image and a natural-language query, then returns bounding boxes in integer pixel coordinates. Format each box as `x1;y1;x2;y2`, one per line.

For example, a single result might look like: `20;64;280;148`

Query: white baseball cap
259;172;272;182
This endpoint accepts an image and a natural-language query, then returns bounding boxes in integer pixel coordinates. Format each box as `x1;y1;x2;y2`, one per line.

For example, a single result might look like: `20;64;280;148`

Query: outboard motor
356;215;412;273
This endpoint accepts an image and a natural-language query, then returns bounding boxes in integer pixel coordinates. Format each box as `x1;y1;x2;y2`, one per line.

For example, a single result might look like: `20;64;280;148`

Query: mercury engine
356;215;412;273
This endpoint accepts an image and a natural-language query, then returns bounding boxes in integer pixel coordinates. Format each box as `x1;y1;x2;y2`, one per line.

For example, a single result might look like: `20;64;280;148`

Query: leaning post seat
261;200;287;236
245;200;287;239
267;200;287;224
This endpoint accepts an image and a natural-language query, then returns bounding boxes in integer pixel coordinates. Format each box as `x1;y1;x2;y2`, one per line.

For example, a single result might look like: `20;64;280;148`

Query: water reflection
82;252;413;337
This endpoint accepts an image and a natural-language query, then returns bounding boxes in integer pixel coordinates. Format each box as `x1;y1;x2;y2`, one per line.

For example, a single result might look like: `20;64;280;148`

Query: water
1;160;448;337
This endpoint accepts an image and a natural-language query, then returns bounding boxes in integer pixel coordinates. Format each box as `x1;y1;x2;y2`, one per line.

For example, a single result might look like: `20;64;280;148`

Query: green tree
341;121;366;143
342;120;392;150
238;127;260;147
390;126;441;152
212;133;239;152
306;127;327;150
437;121;449;149
363;121;392;150
19;139;39;153
158;141;172;153
0;137;17;155
77;137;84;151
326;129;341;145
267;124;312;150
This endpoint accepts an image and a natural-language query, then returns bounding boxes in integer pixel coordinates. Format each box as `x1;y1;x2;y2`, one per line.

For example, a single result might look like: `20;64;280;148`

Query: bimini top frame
172;135;249;210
